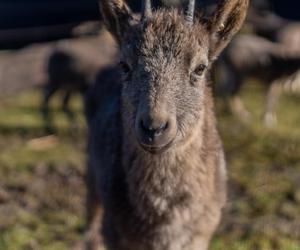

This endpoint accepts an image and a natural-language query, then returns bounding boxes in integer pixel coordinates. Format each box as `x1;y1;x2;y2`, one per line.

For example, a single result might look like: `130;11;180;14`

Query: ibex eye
118;61;131;74
193;64;207;76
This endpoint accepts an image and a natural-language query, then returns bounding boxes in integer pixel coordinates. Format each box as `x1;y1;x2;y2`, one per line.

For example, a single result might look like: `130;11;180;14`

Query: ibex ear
99;0;134;44
208;0;249;61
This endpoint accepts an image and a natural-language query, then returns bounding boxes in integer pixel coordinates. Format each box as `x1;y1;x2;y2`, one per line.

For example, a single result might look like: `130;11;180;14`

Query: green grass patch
0;85;299;249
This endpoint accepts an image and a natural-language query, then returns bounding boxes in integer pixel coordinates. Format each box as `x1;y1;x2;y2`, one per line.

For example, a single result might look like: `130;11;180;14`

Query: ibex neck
121;99;217;221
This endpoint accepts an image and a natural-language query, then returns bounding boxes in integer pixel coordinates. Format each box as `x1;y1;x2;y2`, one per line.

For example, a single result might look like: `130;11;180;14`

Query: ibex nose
140;116;169;141
136;110;177;153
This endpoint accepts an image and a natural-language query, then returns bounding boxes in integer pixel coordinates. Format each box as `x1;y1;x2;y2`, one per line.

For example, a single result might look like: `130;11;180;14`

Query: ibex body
247;6;300;51
85;0;248;249
42;47;100;132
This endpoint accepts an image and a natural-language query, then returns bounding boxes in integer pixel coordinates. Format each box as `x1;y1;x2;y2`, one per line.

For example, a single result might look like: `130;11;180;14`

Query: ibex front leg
263;79;283;127
85;164;103;250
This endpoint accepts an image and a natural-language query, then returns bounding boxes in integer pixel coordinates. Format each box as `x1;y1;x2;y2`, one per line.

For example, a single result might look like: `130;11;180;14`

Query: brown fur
84;1;248;249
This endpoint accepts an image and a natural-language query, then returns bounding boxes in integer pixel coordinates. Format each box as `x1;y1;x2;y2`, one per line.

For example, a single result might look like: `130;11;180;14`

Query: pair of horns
141;0;196;24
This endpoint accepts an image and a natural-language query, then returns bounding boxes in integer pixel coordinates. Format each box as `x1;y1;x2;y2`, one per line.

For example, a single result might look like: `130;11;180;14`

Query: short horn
142;0;152;20
185;0;195;24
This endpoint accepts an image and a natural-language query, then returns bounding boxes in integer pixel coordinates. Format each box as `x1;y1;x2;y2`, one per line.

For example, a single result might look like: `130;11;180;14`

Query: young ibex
215;34;300;125
85;0;248;249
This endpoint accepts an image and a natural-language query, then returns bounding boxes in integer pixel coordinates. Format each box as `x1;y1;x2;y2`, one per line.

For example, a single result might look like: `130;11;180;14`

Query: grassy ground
0;84;299;250
214;83;300;250
0;89;86;250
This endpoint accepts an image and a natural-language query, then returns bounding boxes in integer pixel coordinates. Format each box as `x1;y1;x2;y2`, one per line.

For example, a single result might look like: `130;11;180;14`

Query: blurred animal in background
215;34;300;126
213;0;300;126
84;0;248;249
247;4;300;51
42;47;99;133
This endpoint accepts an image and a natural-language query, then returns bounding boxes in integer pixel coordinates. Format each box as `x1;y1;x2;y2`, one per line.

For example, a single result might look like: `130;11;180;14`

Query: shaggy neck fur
121;86;222;225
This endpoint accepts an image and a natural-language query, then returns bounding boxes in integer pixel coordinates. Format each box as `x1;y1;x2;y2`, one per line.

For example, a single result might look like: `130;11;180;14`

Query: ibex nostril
140;119;168;139
140;120;150;132
154;123;168;136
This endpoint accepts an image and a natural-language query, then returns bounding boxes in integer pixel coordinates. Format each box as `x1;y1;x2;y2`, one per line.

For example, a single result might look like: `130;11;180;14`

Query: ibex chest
113;149;220;244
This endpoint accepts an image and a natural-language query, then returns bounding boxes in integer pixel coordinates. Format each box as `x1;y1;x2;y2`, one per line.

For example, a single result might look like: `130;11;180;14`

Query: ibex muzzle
135;100;177;153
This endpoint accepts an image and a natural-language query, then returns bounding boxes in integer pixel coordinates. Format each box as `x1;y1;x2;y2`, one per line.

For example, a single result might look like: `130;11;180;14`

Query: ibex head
100;0;249;154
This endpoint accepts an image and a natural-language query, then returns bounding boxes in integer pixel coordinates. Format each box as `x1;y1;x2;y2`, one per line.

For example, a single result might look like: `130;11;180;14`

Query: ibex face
100;0;248;154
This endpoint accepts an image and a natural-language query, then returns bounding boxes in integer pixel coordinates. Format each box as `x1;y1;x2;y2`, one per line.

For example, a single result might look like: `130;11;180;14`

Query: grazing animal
215;34;300;125
42;48;98;132
247;7;300;51
248;1;300;85
84;0;248;249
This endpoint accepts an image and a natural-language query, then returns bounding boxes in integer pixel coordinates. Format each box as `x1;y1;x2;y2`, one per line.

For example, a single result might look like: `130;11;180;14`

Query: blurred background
0;0;299;249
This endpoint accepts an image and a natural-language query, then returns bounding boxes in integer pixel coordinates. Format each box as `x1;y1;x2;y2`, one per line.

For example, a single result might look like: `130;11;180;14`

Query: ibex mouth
139;138;175;154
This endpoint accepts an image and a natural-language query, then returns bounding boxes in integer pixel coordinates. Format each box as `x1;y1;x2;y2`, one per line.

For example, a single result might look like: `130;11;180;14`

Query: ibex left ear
208;0;249;61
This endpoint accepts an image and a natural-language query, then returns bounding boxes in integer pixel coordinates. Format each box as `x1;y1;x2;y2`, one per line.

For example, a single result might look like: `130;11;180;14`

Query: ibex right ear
208;0;249;61
99;0;134;44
